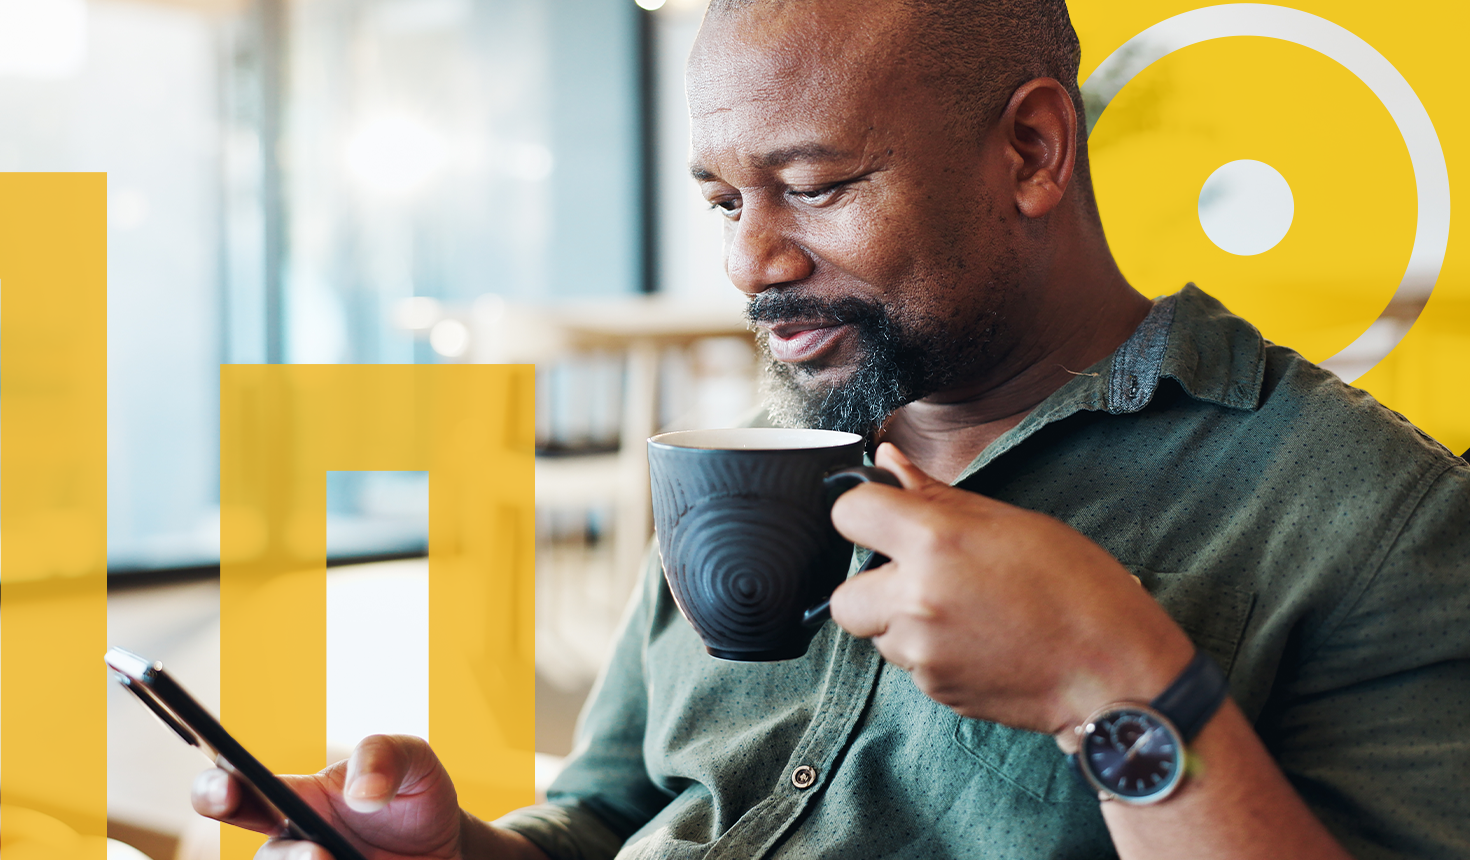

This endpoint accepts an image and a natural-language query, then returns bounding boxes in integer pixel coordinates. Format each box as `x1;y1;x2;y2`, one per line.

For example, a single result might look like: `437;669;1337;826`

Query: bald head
704;0;1084;132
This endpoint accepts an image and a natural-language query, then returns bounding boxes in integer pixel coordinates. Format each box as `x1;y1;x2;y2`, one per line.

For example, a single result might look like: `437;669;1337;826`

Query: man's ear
998;78;1078;219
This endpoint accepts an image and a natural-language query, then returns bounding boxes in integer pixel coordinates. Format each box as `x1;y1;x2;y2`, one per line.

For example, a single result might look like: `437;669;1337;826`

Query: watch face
1080;707;1184;802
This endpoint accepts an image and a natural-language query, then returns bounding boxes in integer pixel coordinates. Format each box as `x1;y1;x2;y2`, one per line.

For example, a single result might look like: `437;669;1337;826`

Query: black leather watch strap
1149;650;1228;742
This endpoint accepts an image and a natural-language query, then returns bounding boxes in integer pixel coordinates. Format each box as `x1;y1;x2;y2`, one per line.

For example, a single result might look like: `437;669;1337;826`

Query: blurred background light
392;296;443;332
429;317;470;357
0;0;87;79
635;0;666;10
504;142;555;182
472;292;506;324
371;0;471;33
345;113;450;196
108;188;150;232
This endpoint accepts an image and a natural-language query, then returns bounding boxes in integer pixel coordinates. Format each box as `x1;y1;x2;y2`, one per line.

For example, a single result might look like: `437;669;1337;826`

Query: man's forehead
686;91;891;183
686;0;921;177
686;0;911;116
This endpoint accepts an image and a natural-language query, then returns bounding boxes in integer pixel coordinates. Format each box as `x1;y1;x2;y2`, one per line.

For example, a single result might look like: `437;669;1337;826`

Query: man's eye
708;198;742;219
788;184;842;204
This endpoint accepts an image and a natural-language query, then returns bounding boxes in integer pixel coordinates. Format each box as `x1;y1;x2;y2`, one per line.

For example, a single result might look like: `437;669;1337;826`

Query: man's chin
753;310;923;436
761;357;882;436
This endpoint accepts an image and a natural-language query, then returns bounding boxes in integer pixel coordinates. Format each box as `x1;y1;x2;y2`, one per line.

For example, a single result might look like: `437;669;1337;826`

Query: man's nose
724;205;815;295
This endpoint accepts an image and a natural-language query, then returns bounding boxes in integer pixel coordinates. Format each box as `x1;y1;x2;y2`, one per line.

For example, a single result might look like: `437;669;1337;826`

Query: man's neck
880;285;1153;484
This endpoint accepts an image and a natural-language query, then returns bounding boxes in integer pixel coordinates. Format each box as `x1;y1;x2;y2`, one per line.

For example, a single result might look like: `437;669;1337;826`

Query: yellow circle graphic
1085;5;1450;381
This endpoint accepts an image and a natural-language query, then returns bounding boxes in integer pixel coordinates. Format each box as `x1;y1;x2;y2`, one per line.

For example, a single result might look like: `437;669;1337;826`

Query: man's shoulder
1160;285;1461;489
1254;340;1461;482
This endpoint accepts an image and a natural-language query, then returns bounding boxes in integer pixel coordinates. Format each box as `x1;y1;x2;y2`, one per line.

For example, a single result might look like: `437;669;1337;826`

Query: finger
827;558;905;639
830;477;963;560
339;733;450;815
872;443;937;490
191;768;237;820
341;733;416;813
834;454;1015;560
255;839;332;860
191;768;286;834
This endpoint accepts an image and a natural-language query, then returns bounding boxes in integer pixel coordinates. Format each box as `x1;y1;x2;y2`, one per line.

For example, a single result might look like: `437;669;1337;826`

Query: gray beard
748;293;985;441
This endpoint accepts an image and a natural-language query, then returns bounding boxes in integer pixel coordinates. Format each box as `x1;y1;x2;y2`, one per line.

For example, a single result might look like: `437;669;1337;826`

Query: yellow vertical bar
220;365;330;860
428;365;536;818
0;173;109;856
219;364;534;859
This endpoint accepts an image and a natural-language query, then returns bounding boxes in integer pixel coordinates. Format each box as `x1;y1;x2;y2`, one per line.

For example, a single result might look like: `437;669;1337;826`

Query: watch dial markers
1082;708;1185;800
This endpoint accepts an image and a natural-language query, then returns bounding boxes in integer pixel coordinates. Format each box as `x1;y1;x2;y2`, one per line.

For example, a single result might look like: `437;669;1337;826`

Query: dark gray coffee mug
648;428;898;661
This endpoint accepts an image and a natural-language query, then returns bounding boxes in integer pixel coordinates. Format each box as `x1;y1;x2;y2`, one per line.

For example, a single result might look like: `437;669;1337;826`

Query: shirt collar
953;284;1266;482
1108;283;1266;414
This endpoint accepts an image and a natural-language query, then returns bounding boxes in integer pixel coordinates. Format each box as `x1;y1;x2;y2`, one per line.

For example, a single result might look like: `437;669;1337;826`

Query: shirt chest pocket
952;567;1255;804
951;718;1095;804
1134;566;1256;677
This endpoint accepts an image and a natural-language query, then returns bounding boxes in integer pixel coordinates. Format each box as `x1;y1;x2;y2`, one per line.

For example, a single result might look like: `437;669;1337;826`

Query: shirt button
791;765;817;789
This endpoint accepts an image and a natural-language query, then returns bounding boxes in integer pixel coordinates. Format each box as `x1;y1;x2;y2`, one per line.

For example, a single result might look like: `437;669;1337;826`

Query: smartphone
104;646;369;860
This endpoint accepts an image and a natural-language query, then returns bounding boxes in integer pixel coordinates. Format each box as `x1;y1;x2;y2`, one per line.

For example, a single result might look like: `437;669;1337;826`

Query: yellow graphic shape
0;174;108;859
1073;1;1469;453
1090;35;1415;363
220;364;534;860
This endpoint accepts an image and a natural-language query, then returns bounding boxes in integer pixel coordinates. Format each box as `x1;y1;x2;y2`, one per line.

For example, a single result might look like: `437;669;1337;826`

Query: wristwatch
1065;650;1228;805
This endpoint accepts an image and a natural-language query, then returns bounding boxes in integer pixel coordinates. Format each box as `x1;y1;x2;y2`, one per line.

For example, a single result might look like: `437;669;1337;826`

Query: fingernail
343;772;390;813
208;770;229;808
295;843;318;860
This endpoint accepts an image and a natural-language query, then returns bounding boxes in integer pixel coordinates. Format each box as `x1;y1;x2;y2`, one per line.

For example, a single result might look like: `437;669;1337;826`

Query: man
195;0;1470;857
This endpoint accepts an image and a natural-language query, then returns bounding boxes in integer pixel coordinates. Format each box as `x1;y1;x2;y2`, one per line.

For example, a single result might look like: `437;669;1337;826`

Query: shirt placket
702;630;884;860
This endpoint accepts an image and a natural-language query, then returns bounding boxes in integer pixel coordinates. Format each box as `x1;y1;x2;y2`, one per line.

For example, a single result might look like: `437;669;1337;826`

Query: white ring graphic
1085;4;1450;382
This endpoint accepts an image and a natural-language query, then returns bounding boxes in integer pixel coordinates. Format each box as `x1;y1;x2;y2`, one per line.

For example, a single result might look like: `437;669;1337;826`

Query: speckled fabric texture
497;286;1470;859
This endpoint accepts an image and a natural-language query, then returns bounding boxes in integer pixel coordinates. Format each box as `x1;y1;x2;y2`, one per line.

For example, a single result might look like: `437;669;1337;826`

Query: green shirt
499;286;1470;859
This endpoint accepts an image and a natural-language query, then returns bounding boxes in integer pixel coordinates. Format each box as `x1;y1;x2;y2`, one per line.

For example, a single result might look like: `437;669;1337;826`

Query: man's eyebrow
689;144;850;182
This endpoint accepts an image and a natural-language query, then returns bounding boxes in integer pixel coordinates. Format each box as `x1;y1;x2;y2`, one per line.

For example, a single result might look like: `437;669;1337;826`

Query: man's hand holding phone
191;735;547;860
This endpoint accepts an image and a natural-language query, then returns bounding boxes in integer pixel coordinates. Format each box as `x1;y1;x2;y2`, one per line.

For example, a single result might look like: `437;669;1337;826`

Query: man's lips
762;320;850;363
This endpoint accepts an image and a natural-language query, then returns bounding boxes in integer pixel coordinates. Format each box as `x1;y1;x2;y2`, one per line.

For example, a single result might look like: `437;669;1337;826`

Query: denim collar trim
1156;284;1266;412
1106;293;1177;414
1104;284;1266;414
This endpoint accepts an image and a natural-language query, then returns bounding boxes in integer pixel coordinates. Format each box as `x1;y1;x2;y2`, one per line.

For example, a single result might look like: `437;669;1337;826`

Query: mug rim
649;427;863;451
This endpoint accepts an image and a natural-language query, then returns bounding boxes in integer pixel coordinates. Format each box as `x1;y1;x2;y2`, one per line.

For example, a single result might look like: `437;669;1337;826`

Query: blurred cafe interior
3;1;1468;858
1;0;750;856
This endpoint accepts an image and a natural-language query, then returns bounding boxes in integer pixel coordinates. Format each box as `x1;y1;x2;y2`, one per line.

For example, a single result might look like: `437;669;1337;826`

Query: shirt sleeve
494;546;673;859
1270;461;1470;859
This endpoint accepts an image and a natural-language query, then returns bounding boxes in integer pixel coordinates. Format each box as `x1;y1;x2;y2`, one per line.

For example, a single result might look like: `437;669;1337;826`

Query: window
0;0;649;572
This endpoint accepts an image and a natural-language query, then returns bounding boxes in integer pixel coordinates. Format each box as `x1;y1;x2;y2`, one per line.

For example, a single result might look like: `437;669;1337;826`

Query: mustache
744;291;888;328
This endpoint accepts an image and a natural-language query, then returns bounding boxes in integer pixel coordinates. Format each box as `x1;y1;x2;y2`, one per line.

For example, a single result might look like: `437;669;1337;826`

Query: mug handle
801;465;901;629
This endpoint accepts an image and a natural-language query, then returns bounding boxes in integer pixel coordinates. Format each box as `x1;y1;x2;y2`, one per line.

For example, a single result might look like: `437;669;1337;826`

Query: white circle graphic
1198;160;1294;256
1085;4;1451;382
